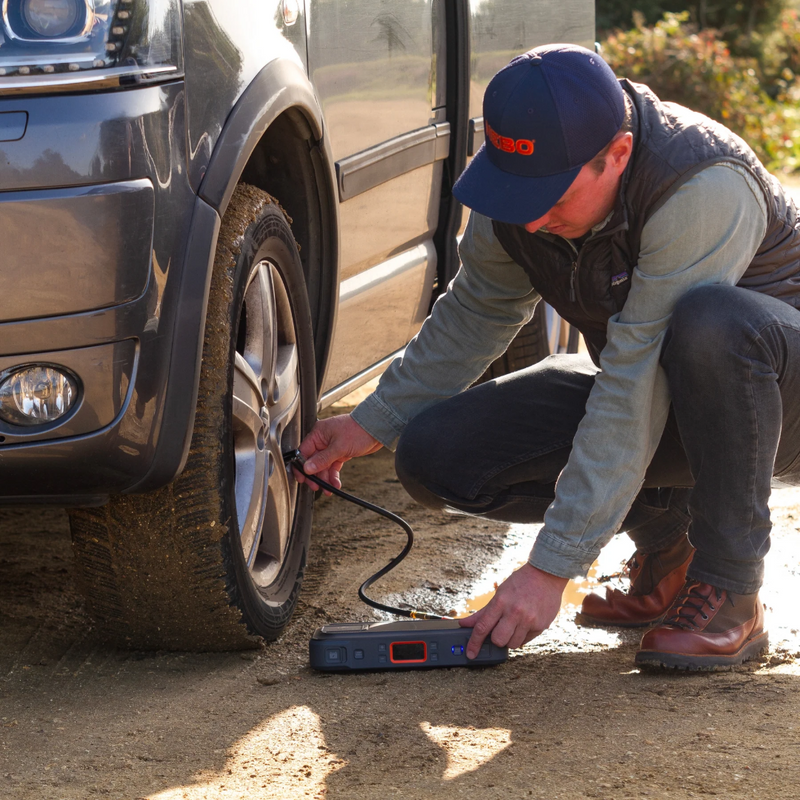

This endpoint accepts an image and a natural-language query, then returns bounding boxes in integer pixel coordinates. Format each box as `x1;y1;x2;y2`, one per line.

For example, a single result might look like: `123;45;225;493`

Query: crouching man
297;44;800;670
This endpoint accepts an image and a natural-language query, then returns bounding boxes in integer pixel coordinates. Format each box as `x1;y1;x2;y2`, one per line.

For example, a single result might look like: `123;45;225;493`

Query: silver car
0;0;593;649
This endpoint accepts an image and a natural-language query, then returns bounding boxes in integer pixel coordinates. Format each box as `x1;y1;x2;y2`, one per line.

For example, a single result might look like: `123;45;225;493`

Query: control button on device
325;647;345;663
378;655;388;664
429;642;438;652
475;643;494;660
451;645;465;656
378;644;387;654
430;653;438;662
354;649;364;660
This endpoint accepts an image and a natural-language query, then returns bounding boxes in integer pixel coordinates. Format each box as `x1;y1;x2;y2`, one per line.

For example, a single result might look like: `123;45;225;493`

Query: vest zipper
571;248;590;318
570;263;577;303
551;231;599;317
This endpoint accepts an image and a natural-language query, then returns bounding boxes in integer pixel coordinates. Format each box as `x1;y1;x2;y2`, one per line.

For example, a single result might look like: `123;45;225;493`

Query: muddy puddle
449;486;800;662
453;521;631;653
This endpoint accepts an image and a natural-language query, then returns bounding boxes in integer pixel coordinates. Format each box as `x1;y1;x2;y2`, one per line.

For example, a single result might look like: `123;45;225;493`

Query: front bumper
0;83;216;503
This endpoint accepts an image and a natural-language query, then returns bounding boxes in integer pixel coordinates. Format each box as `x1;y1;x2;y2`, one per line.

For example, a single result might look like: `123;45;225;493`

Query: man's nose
524;213;550;233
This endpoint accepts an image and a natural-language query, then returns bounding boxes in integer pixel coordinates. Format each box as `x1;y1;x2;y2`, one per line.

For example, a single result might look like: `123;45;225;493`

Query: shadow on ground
2;450;800;799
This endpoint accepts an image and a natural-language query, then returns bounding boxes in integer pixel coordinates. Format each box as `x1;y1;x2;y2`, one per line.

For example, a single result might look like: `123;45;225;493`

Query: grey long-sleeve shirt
351;163;768;579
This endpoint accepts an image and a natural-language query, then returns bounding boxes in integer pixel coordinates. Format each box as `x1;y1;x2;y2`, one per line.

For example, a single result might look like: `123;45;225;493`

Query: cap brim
452;143;581;225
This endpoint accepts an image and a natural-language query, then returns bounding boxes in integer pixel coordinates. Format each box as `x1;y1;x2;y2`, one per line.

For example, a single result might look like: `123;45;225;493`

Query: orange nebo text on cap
485;122;535;155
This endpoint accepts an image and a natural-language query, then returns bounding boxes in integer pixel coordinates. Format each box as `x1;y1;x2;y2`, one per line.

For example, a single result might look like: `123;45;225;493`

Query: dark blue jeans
395;285;800;594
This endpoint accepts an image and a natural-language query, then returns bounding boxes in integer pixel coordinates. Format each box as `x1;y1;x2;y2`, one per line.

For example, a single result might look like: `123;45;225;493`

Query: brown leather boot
635;580;768;670
576;534;694;628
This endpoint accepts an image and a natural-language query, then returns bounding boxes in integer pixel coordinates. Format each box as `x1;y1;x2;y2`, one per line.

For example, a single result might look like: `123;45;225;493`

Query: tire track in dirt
3;450;800;799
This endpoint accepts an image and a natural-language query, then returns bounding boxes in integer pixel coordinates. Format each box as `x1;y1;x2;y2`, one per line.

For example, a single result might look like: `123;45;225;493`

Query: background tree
596;0;789;35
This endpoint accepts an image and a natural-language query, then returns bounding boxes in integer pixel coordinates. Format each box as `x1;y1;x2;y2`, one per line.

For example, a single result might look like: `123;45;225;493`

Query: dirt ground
3;437;800;799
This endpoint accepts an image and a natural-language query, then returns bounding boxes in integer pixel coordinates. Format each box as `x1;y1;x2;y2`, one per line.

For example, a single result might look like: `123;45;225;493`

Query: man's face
523;133;632;239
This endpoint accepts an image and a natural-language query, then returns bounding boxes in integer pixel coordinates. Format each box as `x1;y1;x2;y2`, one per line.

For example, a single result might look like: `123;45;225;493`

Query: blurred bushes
597;1;787;36
601;10;800;173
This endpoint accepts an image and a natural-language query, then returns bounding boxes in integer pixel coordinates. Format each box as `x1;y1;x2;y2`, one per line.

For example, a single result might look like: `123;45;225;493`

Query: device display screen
391;641;426;662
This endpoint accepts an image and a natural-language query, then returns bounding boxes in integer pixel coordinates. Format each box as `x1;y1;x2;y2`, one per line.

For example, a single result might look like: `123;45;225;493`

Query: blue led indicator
451;645;464;655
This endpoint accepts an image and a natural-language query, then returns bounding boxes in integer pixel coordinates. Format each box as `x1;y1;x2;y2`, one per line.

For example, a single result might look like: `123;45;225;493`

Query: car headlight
0;0;183;87
21;0;89;39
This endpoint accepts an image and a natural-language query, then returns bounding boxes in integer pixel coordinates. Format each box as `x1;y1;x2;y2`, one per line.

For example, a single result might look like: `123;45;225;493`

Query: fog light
0;365;78;426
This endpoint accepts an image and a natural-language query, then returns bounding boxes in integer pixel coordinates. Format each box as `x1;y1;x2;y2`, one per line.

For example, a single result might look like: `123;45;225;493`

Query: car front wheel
69;185;316;650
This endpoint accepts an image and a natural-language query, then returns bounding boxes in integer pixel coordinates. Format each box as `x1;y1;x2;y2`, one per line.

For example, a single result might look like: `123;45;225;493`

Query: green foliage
601;11;800;173
596;0;688;32
596;0;788;35
735;7;800;97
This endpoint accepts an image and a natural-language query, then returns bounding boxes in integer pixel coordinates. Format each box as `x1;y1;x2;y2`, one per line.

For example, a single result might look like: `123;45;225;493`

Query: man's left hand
458;563;569;658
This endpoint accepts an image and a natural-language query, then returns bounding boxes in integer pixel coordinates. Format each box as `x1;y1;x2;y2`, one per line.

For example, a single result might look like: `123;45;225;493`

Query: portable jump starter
284;451;509;673
309;619;508;672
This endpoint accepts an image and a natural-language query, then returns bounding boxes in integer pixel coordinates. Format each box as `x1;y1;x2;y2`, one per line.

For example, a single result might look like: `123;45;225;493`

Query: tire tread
69;185;312;651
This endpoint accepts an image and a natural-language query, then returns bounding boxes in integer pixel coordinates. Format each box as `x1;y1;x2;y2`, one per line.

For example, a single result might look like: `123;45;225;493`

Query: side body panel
308;0;443;393
184;0;596;405
183;0;341;399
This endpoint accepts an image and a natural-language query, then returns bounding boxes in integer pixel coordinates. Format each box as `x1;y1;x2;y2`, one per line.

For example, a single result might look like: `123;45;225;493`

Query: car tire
478;302;580;382
69;184;316;650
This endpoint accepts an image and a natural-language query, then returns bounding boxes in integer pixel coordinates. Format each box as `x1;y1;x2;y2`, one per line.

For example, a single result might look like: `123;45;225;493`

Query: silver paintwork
323;241;437;392
308;0;444;391
0;178;153;320
306;0;435;161
183;0;307;186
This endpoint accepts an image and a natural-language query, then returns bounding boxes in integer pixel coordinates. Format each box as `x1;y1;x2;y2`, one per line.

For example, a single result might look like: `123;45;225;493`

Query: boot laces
601;552;640;588
620;553;638;580
664;582;724;630
620;550;663;596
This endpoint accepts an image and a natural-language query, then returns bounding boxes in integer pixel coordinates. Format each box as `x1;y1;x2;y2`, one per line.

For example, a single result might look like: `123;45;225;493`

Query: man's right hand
296;414;383;493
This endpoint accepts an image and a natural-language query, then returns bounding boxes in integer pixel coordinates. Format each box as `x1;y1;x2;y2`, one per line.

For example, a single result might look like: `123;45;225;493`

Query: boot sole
634;631;769;672
575;611;665;629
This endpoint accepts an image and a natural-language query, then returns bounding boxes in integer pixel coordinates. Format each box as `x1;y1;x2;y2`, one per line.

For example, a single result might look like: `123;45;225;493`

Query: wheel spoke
257;446;294;573
269;342;300;430
233;352;268;566
259;346;300;576
242;262;278;395
233;352;262;412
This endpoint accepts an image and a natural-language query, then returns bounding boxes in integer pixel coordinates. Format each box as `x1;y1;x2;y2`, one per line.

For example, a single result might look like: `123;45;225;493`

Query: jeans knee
395;410;448;508
396;414;430;485
662;285;750;376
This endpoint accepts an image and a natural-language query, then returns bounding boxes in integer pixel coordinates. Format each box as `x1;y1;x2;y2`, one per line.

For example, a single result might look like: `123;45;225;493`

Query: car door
307;0;448;398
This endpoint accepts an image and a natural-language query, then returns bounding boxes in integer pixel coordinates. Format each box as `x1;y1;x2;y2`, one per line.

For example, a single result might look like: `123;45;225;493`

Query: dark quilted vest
493;80;800;364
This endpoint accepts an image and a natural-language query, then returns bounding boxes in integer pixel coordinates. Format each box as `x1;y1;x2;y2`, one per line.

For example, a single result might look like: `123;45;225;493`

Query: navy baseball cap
453;44;625;225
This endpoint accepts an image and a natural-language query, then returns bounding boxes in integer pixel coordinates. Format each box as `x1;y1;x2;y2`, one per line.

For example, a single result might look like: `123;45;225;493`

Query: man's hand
459;563;568;658
296;414;383;493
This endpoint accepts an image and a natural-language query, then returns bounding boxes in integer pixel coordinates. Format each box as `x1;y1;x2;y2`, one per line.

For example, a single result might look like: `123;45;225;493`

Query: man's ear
608;132;633;175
